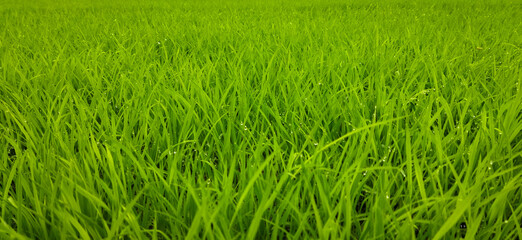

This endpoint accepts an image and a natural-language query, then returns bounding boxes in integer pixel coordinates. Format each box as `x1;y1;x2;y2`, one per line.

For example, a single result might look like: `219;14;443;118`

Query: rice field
1;0;521;239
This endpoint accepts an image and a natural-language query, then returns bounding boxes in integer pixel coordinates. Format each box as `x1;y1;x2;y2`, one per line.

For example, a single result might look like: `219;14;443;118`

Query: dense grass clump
1;0;521;239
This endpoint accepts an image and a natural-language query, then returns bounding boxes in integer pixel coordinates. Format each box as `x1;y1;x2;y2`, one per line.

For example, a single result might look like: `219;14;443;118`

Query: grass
0;0;521;239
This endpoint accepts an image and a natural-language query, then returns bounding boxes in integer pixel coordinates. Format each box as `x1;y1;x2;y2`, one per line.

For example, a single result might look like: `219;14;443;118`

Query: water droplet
314;142;318;146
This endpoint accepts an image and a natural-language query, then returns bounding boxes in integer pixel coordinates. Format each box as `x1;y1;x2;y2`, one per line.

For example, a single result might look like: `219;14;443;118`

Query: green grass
1;0;521;239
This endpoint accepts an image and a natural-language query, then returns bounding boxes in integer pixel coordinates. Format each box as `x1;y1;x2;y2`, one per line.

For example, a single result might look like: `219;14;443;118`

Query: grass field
1;0;521;239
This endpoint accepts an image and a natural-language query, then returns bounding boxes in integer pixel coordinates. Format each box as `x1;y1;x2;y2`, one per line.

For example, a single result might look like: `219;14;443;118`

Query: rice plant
1;0;521;239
